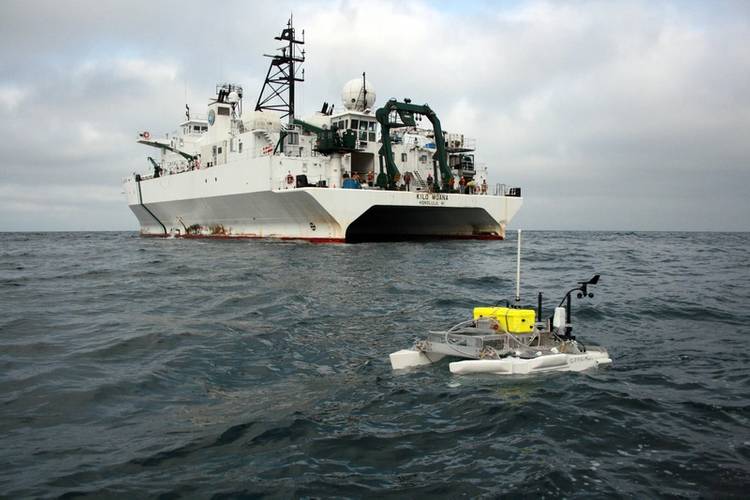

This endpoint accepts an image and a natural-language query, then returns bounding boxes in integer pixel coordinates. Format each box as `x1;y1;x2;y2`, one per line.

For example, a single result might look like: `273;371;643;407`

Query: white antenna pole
515;229;522;303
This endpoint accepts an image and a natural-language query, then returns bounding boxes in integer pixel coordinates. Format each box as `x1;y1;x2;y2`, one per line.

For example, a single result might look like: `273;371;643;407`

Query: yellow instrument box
473;307;536;333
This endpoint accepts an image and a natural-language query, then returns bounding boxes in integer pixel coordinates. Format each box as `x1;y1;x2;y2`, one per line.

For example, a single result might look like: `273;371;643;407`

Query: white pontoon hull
389;348;612;375
449;350;612;375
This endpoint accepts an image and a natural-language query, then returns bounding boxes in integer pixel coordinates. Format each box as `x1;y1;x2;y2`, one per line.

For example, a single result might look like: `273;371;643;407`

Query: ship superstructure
123;19;522;242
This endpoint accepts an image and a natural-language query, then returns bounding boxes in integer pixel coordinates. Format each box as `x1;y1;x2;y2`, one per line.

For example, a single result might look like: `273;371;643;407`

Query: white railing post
515;229;522;303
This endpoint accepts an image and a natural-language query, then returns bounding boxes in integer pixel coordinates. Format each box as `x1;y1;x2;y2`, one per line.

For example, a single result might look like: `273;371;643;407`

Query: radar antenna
361;72;367;110
255;17;305;125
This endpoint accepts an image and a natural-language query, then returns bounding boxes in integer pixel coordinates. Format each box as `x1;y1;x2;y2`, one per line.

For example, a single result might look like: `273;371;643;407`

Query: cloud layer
1;0;748;231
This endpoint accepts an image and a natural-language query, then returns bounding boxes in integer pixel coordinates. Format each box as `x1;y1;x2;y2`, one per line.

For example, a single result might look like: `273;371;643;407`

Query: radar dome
341;78;376;111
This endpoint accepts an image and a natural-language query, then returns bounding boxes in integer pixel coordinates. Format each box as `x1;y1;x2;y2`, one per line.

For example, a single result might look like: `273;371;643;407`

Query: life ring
195;159;201;169
286;174;294;185
143;131;150;140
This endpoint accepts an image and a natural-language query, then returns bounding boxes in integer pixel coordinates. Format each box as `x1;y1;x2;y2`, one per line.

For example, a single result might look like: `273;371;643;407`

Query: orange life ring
286;174;294;185
143;131;150;140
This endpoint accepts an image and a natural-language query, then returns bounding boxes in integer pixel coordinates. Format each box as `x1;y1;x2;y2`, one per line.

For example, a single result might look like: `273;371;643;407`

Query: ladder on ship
260;130;273;145
254;130;275;152
411;171;428;191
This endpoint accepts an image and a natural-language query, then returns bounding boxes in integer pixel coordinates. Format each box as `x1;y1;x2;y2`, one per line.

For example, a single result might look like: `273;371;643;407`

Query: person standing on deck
404;171;412;191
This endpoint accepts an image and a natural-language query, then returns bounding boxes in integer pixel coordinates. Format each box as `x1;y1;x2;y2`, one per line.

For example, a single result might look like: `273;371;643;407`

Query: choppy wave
0;231;749;498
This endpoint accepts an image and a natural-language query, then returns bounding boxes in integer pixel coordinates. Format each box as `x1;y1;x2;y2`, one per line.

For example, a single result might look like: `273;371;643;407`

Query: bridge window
350;119;359;130
401;153;407;162
359;121;367;140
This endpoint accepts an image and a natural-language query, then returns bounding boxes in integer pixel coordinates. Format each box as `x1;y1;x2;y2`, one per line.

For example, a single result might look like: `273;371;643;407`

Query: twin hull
124;156;522;242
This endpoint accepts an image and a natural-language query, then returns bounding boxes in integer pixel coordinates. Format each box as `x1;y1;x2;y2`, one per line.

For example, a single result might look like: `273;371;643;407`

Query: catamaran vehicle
123;18;523;242
390;231;612;375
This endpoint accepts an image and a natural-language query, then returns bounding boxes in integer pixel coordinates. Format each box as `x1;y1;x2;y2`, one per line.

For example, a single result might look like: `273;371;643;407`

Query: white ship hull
125;162;522;242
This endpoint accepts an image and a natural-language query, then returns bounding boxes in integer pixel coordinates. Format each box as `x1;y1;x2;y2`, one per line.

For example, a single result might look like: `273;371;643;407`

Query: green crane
147;157;162;178
375;98;453;191
292;119;358;154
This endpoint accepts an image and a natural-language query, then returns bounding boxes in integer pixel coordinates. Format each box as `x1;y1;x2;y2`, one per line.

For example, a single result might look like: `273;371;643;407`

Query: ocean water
1;231;749;498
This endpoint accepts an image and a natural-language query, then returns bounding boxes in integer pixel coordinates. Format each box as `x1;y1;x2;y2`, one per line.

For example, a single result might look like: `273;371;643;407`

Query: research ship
123;19;523;242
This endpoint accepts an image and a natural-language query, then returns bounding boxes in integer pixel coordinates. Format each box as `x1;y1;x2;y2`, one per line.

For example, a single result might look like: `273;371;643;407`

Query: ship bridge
177;118;208;137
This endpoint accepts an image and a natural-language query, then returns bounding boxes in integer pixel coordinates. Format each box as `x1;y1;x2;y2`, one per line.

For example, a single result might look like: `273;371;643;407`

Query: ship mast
255;16;305;125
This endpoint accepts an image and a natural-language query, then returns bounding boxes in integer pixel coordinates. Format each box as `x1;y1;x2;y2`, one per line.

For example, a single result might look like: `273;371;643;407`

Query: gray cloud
1;0;748;231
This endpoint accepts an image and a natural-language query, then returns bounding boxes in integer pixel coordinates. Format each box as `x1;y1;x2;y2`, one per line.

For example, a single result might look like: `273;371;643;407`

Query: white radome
341;78;376;111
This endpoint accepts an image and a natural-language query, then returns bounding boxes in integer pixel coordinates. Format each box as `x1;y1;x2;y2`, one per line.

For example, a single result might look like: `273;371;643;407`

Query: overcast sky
1;0;748;231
